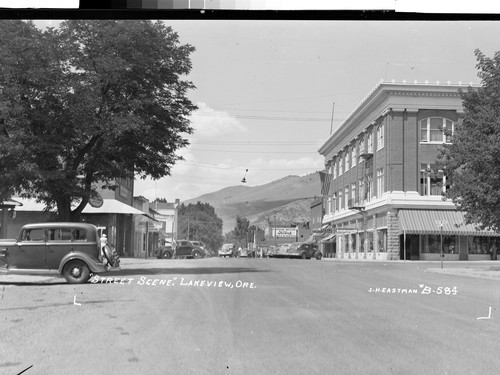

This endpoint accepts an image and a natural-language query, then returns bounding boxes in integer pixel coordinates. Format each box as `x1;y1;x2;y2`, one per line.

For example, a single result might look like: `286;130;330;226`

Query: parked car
0;222;118;284
238;247;249;257
191;241;210;256
271;242;322;260
174;240;206;259
156;245;174;259
219;243;237;257
268;243;291;258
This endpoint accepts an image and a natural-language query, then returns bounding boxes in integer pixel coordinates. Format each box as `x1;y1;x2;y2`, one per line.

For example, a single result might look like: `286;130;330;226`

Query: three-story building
318;80;500;261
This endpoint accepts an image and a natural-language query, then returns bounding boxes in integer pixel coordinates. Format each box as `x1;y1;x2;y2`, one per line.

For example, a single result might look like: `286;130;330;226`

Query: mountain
183;172;322;233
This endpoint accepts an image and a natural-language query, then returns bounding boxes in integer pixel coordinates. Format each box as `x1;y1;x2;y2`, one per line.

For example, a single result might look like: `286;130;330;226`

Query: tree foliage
177;202;224;252
0;20;196;220
440;49;500;231
224;215;252;245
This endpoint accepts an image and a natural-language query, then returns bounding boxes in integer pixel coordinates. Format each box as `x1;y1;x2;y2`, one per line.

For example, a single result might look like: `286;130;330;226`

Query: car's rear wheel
192;250;201;259
300;252;307;259
162;251;172;259
63;260;90;284
315;252;322;260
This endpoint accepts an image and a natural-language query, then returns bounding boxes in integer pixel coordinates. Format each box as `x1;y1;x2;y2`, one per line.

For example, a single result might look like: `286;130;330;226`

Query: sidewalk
322;257;500;280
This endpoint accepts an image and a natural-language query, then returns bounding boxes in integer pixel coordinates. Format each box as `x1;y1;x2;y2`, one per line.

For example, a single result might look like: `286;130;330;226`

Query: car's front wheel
300;252;307;259
162;251;172;259
63;260;90;284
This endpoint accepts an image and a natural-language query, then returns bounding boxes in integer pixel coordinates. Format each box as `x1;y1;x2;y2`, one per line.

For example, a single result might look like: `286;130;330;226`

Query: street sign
89;192;104;208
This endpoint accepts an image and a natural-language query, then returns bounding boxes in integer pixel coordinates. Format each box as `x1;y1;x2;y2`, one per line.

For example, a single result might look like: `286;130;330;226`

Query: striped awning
321;233;337;243
399;210;500;237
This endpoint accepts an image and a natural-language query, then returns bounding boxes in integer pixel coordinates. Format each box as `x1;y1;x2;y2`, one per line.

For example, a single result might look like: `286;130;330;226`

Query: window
378;229;387;252
351;145;357;168
367;132;374;153
331;161;336;179
351;183;357;205
376;168;384;198
420;164;447;196
422;235;456;253
338;189;343;211
345;152;349;171
359;137;365;156
468;237;500;255
376;124;384;151
365;174;373;202
21;228;45;242
344;186;349;210
358;179;364;204
339;154;343;176
73;229;88;241
48;228;72;241
420;117;454;143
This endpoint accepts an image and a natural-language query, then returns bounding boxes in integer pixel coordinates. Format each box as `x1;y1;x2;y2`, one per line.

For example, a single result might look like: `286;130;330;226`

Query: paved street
1;258;499;375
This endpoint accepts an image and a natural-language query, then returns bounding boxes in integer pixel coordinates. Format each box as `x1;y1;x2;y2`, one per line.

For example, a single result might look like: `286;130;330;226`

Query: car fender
58;252;106;274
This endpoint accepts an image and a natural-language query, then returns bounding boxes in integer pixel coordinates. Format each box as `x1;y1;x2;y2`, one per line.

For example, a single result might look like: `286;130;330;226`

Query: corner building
318;81;500;261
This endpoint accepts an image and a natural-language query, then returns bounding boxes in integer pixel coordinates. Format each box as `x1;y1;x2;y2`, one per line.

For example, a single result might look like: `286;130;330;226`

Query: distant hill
183;172;322;233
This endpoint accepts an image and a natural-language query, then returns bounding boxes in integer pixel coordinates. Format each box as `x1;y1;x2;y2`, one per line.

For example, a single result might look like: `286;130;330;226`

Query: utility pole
330;102;335;134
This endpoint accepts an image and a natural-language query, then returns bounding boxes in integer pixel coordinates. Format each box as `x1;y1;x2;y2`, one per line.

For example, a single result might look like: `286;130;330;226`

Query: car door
9;228;47;269
176;241;189;257
46;227;73;270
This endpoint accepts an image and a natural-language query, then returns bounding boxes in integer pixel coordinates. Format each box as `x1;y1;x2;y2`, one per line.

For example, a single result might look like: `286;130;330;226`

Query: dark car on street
156;244;174;259
270;242;322;260
174;240;206;259
0;222;118;284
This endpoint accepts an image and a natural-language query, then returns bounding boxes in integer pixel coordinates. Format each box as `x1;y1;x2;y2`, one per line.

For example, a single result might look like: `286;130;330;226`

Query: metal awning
83;199;147;215
321;233;337;243
13;197;148;216
399;209;500;237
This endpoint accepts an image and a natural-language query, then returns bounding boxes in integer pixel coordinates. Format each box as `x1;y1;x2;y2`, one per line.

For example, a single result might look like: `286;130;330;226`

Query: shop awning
83;199;147;215
321;233;337;243
399;210;500;237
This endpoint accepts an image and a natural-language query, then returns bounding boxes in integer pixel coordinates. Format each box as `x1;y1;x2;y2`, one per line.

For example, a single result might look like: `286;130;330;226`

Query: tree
177;202;224;252
225;215;250;246
0;20;196;220
440;49;500;231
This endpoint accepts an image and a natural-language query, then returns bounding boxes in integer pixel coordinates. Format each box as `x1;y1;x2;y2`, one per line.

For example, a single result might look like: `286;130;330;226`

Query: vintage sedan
0;222;118;284
218;243;237;257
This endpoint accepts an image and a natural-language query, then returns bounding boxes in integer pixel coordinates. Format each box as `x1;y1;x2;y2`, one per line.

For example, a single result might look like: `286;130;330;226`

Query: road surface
1;258;499;374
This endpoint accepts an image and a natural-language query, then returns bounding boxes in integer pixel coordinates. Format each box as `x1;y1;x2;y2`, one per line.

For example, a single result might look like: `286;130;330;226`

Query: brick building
318;80;500;261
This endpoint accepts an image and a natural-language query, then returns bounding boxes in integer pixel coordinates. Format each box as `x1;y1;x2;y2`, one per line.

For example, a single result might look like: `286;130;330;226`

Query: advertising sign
273;228;297;238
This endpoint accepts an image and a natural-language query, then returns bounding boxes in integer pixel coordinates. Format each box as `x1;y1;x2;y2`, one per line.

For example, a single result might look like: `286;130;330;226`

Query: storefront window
351;233;357;252
468;237;500;255
378;229;387;252
367;231;374;253
422;235;456;253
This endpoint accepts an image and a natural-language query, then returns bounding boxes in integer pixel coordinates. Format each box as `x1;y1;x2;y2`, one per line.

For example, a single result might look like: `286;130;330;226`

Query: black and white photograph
1;2;500;374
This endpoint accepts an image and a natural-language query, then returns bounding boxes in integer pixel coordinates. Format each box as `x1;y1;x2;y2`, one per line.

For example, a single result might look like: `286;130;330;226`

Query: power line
191;141;320;145
191;113;329;122
189;148;318;154
183;161;321;171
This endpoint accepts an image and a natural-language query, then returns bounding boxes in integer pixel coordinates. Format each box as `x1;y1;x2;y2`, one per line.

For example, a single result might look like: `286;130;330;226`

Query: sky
133;20;500;202
31;18;500;202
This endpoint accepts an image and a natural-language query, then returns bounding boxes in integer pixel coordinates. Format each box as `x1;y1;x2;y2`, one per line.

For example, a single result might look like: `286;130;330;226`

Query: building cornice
318;80;479;158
